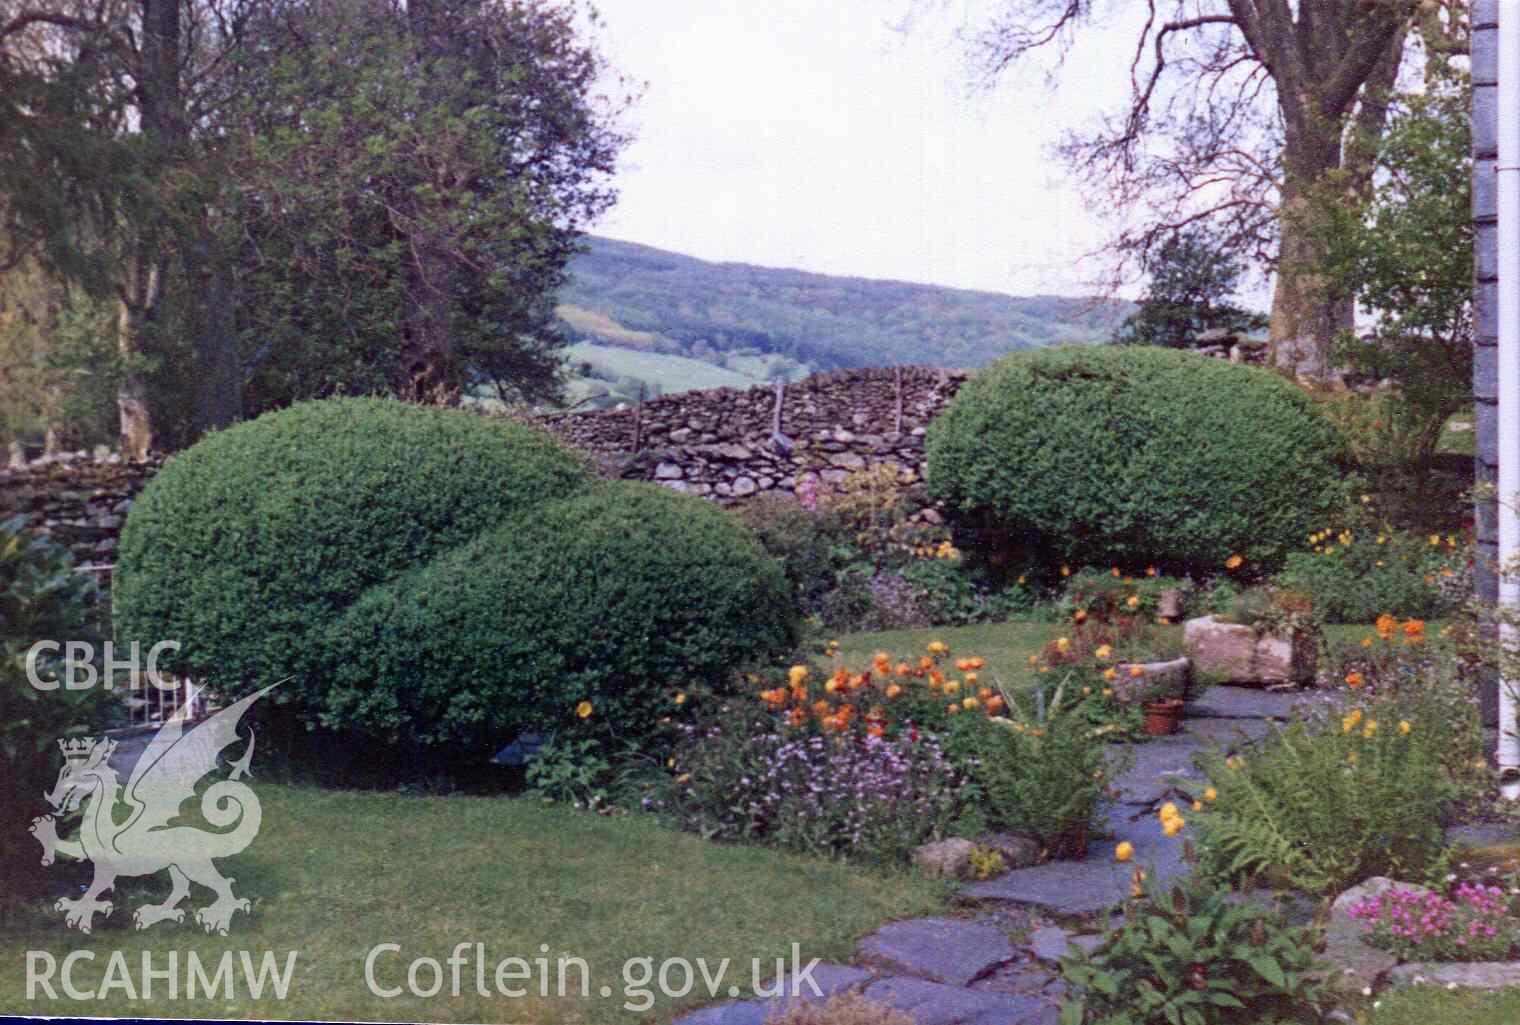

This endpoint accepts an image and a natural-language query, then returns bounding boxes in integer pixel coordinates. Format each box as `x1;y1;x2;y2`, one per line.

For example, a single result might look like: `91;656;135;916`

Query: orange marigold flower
964;672;979;686
885;683;904;699
1125;595;1140;609
919;656;934;671
1225;554;1244;570
1095;644;1113;660
895;662;911;677
1129;665;1144;678
962;696;980;710
1061;565;1071;577
968;657;986;670
947;703;960;715
1146;566;1158;578
812;700;831;716
825;678;841;694
1344;671;1365;689
1376;613;1397;639
1074;609;1088;624
576;700;594;719
787;707;807;727
788;665;809;687
760;688;788;708
1103;668;1118;681
985;694;1005;712
866;723;885;738
1111;567;1121;578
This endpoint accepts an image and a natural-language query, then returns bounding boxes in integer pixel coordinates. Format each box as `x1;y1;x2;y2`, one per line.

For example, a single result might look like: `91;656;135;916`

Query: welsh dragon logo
28;681;283;935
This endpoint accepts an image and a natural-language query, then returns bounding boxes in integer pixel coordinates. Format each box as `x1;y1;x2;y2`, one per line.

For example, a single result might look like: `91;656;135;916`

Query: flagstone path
670;685;1343;1025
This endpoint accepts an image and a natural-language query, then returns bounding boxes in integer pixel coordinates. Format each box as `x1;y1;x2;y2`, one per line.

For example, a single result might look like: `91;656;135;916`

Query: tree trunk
395;240;460;406
116;285;154;460
1267;121;1354;384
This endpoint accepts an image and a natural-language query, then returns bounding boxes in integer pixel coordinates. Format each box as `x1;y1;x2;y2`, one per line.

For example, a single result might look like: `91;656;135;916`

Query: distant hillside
558;235;1130;367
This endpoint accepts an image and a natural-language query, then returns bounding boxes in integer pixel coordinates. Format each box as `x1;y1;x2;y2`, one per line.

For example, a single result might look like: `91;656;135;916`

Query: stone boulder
1111;656;1190;705
913;839;976;880
1184;615;1315;685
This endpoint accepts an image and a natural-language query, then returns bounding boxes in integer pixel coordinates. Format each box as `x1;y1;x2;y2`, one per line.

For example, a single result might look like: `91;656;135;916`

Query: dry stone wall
1;452;163;581
536;365;969;501
0;365;969;587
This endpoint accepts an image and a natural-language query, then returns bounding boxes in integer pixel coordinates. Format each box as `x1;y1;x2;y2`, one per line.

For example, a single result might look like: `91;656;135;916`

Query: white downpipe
1497;0;1520;800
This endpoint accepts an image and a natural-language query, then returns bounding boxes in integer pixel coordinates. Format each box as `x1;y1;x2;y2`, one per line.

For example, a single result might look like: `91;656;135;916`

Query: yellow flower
677;773;691;784
1102;688;1114;698
1399;720;1412;735
576;700;594;719
1430;534;1441;546
1361;494;1371;504
1158;802;1179;822
1341;708;1363;733
927;640;949;655
1095;644;1113;660
1074;609;1089;624
788;665;809;687
962;696;979;710
1056;636;1071;653
1125;595;1140;609
1338;531;1352;546
1017;575;1027;585
944;679;961;695
1146;566;1158;577
1347;751;1359;765
885;683;904;699
1061;565;1071;577
1111;567;1121;578
1362;720;1378;738
1029;654;1040;665
1225;554;1244;570
1376;535;1386;545
1163;818;1185;837
964;672;979;686
1361;636;1374;648
1081;686;1092;696
666;757;676;768
1103;668;1118;681
1114;841;1134;862
1192;801;1204;812
1129;665;1144;678
674;692;688;706
947;703;961;715
1226;756;1244;771
1324;547;1336;556
1203;787;1218;802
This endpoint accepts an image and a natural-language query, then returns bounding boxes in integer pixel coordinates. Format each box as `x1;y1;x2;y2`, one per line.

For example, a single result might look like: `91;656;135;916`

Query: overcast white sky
587;1;1146;298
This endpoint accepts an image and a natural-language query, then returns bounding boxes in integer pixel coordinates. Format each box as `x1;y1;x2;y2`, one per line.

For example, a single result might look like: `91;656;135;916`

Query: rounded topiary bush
114;397;593;701
925;346;1348;573
325;481;798;748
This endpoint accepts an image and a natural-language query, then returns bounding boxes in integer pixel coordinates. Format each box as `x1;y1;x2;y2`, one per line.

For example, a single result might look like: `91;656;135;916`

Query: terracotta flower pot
1142;697;1185;736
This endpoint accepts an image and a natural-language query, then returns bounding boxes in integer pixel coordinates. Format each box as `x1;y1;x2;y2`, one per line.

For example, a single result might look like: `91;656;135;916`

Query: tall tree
1112;227;1266;348
937;0;1467;377
221;0;629;412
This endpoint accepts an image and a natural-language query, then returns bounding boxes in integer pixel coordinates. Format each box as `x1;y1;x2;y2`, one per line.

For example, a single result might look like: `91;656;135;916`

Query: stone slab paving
1446;823;1517;848
959;802;1189;916
1386;962;1520;990
862;977;1060;1025
669;964;871;1025
1184;684;1335;721
1027;926;1103;963
855;917;1016;986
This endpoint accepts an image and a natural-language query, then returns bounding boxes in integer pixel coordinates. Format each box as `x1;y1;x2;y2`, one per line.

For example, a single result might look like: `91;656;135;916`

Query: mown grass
1;786;950;1022
1365;984;1520;1025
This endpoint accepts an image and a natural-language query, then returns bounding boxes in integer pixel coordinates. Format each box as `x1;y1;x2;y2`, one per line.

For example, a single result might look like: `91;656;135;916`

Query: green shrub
898;558;1035;625
925;347;1348;574
0;516;117;900
733;493;841;613
944;677;1119;858
326;482;798;749
1059;872;1328;1025
1191;639;1477;896
114;397;593;704
1273;519;1462;623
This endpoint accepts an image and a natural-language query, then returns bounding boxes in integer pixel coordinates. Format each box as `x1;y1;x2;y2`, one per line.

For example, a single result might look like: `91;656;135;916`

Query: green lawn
822;619;1075;685
1365;984;1520;1025
2;787;950;1022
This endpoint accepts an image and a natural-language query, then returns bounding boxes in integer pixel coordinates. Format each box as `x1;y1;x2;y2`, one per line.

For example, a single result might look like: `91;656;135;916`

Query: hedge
113;397;593;702
324;482;799;747
924;346;1348;574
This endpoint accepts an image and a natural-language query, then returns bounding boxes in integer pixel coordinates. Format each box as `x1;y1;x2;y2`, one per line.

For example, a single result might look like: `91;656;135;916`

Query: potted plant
1113;662;1189;736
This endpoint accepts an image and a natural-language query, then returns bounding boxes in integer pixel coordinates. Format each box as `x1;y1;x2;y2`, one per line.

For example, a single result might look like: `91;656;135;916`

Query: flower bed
1350;882;1520;962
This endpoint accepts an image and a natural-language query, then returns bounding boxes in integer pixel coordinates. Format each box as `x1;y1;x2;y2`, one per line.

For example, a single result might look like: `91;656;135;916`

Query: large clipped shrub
326;482;798;748
114;397;593;703
925;347;1348;573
